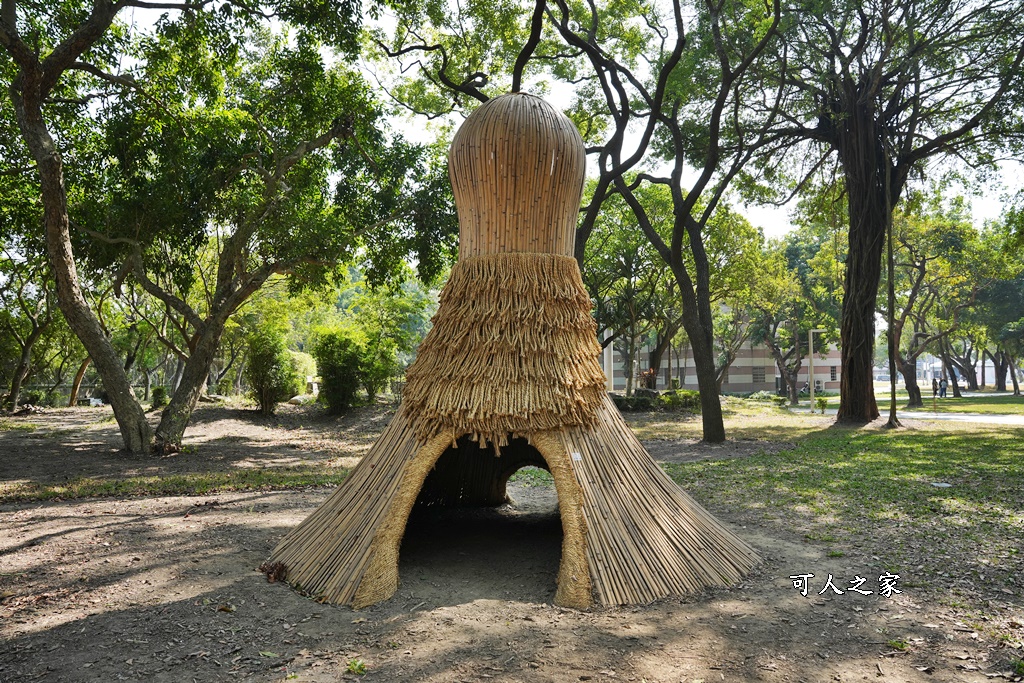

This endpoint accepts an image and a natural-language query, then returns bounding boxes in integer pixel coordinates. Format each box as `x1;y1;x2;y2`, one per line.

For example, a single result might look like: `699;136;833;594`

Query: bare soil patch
1;405;1019;683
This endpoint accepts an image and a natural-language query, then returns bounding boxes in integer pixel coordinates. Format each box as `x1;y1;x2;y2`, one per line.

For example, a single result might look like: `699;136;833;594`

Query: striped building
598;340;843;394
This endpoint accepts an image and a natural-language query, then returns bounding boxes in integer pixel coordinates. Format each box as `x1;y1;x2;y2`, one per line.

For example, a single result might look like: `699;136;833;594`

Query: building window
752;366;766;383
830;366;837;382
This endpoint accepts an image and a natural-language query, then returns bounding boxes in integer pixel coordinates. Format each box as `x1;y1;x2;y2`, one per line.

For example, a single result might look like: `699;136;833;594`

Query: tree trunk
647;327;676;385
68;357;91;406
965;357;979;390
679;305;726;442
171;356;185;392
832;93;894;423
787;368;800;405
621;344;634;397
898;358;922;408
11;85;151;451
46;363;68;405
1009;355;1020;396
234;359;246;396
835;187;884;421
715;350;737;394
8;350;31;409
992;349;1009;392
153;320;228;452
677;344;688;387
942;354;963;398
665;339;673;387
7;325;44;409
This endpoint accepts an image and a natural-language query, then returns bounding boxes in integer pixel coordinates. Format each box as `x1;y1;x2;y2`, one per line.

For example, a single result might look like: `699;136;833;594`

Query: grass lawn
5;402;1021;610
876;392;1024;414
663;414;1023;627
626;396;829;441
1;465;351;503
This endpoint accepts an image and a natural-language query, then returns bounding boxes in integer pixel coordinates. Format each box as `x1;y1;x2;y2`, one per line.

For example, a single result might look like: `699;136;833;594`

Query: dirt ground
1;404;1021;683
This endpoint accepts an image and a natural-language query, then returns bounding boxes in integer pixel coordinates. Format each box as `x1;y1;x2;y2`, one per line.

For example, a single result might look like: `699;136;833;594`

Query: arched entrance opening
384;434;591;607
414;435;552;508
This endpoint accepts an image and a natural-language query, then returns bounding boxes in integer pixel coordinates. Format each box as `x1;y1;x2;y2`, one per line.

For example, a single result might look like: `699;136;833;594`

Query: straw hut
268;92;759;609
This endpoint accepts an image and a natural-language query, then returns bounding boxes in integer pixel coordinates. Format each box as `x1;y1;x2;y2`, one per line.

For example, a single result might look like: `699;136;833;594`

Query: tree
748;241;810;404
765;0;1024;421
979;279;1024;394
583;187;670;396
0;0;371;452
245;325;300;416
0;248;54;408
702;210;773;392
312;327;366;414
93;31;446;451
557;0;782;440
880;193;986;406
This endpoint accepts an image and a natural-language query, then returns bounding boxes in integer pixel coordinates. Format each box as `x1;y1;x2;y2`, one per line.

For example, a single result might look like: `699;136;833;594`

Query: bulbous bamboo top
448;93;586;259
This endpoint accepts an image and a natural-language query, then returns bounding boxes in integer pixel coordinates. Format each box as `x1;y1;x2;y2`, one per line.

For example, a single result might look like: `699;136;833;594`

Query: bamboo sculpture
269;92;759;609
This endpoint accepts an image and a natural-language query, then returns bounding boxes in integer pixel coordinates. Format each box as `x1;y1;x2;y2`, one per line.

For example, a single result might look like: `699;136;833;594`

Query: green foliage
346;659;367;676
582;182;673;396
747;390;776;402
1012;659;1024;677
245;329;299;415
611;395;658;412
612;391;702;413
151;386;169;408
288;351;317;389
20;391;42;406
815;397;829;413
359;336;398;403
659;390;702;413
312;328;365;414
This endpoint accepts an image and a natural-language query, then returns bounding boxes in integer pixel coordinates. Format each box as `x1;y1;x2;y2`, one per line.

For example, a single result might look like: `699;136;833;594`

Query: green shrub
215;378;234;396
312;328;364;414
815;396;829;413
747;390;776;402
612;395;658;412
245;329;300;415
43;391;65;407
151;386;169;408
360;337;398;402
770;395;788;407
660;389;702;413
19;391;42;406
288;351;318;393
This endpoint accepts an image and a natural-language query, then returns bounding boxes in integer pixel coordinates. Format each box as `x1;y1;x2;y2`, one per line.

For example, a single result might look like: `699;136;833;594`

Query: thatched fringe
403;252;607;447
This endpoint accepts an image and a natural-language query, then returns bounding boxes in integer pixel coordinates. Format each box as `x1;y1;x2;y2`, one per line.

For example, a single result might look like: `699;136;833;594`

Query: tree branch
512;0;546;92
129;255;204;332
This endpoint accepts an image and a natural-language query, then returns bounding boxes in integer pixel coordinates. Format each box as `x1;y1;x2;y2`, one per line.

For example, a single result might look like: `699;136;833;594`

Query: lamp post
604;331;615;392
808;329;826;409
